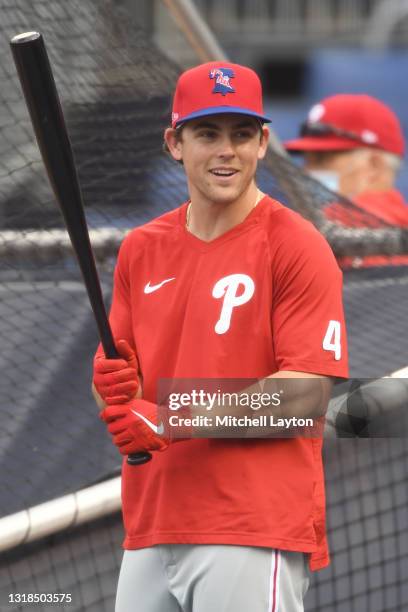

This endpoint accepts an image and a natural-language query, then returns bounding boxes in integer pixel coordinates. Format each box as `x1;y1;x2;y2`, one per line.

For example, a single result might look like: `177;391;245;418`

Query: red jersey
106;195;348;571
326;189;408;268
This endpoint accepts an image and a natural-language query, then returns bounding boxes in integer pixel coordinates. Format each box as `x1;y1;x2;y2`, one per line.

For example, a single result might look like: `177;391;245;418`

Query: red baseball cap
171;61;271;128
285;94;404;156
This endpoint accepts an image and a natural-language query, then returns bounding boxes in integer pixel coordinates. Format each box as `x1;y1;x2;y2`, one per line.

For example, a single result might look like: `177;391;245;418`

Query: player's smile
208;166;239;182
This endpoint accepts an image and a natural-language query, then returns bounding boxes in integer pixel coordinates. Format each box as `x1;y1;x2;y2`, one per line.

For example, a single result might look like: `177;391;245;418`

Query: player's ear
257;125;269;160
164;127;183;162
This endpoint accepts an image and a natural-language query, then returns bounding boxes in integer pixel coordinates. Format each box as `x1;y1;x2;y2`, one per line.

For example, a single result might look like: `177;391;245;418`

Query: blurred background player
284;94;408;267
93;61;348;612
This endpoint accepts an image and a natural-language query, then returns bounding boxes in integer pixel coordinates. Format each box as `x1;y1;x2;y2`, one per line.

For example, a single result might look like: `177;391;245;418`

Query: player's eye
234;129;254;139
197;130;217;139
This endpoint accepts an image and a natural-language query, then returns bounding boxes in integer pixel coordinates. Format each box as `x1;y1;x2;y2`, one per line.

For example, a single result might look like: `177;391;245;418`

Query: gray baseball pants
115;544;310;612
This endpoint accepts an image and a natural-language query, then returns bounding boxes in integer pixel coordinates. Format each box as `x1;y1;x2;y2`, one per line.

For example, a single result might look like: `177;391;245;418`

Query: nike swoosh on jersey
144;277;176;294
132;409;165;436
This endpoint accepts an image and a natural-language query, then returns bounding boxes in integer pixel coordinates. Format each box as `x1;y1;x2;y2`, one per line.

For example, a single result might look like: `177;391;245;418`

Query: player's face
165;114;269;207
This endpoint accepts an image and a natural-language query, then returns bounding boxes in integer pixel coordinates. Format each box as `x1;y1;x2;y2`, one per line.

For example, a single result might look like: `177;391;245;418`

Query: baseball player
285;94;408;268
92;62;348;612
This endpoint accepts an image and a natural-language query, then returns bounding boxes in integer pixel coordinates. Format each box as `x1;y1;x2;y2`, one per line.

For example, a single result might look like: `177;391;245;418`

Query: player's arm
266;369;333;417
269;223;349;381
169;371;332;438
264;223;347;426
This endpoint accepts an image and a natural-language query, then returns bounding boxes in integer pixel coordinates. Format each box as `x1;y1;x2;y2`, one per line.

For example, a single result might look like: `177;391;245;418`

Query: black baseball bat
10;31;151;466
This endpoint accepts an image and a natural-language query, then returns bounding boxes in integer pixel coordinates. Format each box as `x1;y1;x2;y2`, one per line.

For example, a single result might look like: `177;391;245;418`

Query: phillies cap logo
209;68;235;96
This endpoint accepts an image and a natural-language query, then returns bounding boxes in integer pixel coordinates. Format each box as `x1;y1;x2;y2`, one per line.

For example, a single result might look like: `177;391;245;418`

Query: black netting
1;1;408;611
307;438;408;612
0;514;123;612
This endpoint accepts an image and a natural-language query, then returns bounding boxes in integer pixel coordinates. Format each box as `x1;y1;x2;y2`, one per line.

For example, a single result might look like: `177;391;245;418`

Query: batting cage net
0;1;407;611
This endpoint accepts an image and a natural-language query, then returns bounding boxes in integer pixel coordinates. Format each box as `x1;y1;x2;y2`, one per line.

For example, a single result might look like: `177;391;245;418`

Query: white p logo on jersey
212;274;255;334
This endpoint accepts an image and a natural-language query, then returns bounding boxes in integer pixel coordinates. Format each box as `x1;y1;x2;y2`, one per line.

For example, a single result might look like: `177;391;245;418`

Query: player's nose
216;134;235;159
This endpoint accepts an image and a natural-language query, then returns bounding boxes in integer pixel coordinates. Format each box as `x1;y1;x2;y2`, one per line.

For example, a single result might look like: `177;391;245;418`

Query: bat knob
11;32;41;45
127;452;152;465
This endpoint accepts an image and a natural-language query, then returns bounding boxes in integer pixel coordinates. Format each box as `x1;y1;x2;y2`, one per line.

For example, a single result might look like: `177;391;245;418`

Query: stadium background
0;1;407;610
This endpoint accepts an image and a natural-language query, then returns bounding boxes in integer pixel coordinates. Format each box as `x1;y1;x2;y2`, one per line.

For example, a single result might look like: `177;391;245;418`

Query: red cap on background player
285;94;405;157
171;61;271;128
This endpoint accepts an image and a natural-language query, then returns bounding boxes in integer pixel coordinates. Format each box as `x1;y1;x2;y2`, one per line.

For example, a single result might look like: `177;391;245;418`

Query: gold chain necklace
186;201;192;229
185;190;263;230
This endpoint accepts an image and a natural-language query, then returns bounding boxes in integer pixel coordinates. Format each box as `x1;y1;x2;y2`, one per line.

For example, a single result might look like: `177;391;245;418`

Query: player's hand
93;339;139;404
100;399;169;455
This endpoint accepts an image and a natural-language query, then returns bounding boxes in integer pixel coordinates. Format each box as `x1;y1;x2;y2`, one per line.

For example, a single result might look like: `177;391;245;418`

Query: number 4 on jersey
323;320;341;360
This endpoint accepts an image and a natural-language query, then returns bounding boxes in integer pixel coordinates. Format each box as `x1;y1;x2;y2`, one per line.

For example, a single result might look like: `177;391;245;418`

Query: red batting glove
93;339;139;404
100;399;169;456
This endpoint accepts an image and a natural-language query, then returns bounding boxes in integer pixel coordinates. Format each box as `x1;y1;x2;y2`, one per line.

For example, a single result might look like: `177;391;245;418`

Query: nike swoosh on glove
100;399;169;455
93;339;139;404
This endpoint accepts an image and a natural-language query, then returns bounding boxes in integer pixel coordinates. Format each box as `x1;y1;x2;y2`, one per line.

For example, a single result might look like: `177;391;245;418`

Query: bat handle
103;338;152;465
